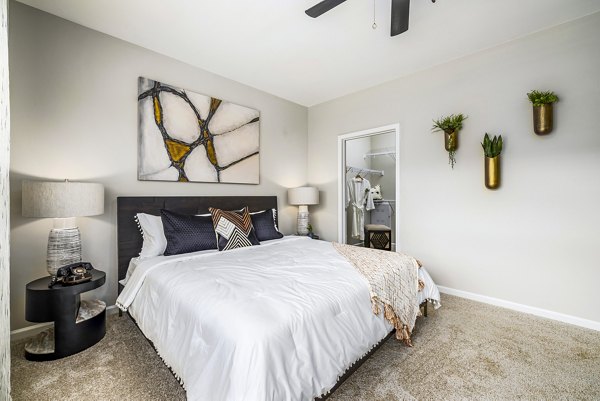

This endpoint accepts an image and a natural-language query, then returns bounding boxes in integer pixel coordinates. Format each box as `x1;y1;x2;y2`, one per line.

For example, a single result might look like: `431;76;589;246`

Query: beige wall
1;0;11;396
9;3;308;330
308;13;600;323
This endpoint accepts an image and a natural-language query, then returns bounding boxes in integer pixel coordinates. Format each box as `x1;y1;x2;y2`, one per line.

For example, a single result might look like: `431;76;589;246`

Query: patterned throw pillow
209;207;260;251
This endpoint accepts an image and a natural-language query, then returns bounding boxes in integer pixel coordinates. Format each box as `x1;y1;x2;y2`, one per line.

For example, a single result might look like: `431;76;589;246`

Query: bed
116;196;440;401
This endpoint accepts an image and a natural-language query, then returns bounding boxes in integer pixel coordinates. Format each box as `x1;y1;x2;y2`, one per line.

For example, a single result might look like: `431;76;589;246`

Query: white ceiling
16;0;600;106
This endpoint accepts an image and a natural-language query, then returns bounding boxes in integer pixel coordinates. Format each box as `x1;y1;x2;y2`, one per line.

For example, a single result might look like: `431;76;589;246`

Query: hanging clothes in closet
346;173;375;240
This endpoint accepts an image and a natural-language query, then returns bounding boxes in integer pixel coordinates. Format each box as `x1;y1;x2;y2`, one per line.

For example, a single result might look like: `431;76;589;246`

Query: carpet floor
11;294;600;400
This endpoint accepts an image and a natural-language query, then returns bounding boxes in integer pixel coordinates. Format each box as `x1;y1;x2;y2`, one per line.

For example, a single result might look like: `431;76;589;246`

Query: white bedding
117;236;439;401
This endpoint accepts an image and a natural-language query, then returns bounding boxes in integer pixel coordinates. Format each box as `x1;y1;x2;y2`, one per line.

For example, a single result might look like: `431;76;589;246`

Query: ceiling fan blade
391;0;410;36
305;0;347;18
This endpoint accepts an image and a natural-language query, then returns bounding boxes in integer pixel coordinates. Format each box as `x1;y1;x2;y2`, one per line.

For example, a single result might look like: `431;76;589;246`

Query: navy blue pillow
160;209;217;256
251;209;283;241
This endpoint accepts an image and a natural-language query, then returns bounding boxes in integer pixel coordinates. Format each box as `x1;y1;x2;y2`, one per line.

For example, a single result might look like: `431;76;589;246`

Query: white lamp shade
288;186;319;206
22;180;104;218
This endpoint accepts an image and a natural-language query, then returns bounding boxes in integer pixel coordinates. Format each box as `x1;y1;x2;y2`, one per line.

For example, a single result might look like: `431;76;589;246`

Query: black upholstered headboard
117;196;278;285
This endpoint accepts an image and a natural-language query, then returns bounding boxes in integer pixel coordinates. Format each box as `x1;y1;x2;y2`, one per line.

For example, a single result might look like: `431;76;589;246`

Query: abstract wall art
137;77;260;184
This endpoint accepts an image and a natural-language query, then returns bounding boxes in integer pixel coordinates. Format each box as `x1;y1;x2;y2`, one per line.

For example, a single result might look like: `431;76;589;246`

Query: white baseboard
10;304;120;342
438;285;600;332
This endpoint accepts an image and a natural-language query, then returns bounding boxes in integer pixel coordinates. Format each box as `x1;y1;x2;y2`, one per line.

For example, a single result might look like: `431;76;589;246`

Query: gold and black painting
137;77;260;184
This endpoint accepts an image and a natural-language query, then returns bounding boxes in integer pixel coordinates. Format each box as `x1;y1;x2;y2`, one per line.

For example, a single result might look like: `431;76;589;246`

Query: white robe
346;176;375;240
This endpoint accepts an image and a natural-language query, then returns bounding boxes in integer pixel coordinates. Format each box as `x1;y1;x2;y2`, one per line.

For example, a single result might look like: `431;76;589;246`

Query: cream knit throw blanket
333;242;420;345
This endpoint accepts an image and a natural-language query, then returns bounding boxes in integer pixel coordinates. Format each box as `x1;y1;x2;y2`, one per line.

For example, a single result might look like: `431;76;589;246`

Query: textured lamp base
47;227;82;276
297;205;309;235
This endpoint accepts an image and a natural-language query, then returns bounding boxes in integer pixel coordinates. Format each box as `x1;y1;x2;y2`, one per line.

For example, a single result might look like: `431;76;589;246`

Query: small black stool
364;224;392;251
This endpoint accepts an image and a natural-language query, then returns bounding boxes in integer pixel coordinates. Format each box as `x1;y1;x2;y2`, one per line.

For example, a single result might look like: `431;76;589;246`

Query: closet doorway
337;124;400;250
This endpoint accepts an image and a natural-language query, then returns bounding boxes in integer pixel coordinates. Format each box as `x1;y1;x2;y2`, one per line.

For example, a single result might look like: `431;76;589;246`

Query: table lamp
288;186;319;235
22;180;104;276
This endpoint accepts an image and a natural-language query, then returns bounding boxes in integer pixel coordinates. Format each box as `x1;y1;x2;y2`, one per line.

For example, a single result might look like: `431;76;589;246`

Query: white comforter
117;237;438;401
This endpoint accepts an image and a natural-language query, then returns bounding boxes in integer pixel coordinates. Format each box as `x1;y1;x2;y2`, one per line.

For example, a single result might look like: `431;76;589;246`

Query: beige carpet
11;295;600;400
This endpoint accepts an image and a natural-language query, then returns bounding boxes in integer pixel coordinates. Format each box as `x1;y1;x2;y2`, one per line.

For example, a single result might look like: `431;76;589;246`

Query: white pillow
136;213;167;258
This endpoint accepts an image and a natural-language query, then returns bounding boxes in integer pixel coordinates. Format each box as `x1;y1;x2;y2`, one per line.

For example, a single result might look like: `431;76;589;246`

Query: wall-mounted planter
481;133;502;190
432;114;467;169
484;155;500;189
444;130;458;152
533;104;553;135
527;90;558;136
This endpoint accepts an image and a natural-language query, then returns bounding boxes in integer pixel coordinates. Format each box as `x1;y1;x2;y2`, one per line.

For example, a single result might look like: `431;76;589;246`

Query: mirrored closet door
338;125;399;251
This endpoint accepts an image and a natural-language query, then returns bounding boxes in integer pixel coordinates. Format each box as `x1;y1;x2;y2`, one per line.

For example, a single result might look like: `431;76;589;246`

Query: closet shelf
363;150;396;161
346;166;384;177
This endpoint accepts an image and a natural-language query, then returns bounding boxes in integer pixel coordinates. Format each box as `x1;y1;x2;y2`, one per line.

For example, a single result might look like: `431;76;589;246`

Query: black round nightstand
25;269;106;361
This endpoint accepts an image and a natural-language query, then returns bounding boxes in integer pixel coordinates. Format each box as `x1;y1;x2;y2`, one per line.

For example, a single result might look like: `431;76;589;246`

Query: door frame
337;123;400;248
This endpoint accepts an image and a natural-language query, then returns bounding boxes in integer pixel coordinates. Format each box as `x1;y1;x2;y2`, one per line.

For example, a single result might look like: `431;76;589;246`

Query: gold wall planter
485;156;500;190
533;104;553;135
432;114;466;170
444;130;458;151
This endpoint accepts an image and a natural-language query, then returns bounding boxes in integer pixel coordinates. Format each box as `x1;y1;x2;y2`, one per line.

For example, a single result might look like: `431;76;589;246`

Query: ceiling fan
305;0;415;37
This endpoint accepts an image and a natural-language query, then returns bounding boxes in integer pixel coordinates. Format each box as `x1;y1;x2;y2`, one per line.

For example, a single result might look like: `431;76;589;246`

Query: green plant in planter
482;133;503;189
527;90;559;106
527;90;558;135
431;113;467;169
481;133;503;157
